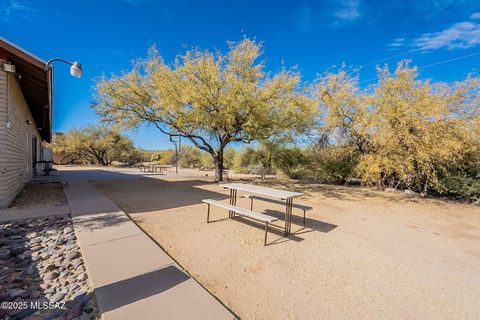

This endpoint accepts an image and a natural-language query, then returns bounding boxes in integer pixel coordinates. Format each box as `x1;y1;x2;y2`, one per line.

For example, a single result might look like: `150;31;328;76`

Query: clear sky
1;0;480;150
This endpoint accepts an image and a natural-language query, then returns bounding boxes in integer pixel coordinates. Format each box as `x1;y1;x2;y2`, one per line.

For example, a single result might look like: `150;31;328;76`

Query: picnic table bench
242;195;312;227
202;183;309;246
202;199;279;245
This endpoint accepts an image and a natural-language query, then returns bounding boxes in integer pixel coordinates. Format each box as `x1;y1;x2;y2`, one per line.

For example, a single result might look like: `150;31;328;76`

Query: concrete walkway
58;173;236;319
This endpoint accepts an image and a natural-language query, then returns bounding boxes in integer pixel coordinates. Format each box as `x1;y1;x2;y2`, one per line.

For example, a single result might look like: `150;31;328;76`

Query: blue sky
1;0;480;150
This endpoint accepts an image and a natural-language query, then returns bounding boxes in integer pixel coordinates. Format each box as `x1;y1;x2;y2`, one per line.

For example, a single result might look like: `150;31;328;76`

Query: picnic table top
220;182;303;200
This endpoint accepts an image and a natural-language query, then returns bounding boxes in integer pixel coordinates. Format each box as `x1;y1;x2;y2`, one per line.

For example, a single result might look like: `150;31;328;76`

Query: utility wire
358;50;480;85
359;50;415;68
418;51;480;70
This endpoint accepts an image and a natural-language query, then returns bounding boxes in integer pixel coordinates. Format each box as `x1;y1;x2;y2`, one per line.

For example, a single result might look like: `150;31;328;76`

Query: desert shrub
440;173;480;200
223;148;237;169
200;152;215;169
233;142;281;178
232;148;250;174
273;147;308;179
151;149;175;165
437;153;480;200
179;146;202;168
304;145;358;183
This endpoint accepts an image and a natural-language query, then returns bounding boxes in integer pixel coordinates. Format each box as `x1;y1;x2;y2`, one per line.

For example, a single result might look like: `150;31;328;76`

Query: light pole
46;58;83;78
40;57;82;174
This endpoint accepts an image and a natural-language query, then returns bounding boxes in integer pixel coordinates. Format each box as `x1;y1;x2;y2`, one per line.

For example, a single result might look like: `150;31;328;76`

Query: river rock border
0;216;99;320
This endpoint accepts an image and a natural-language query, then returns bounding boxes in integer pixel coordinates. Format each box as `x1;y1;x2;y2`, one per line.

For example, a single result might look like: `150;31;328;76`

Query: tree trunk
213;151;224;182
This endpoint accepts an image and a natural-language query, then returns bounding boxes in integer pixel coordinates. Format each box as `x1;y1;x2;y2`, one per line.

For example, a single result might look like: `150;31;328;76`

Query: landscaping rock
45;264;56;272
44;271;59;280
0;248;11;260
8;288;26;299
0;217;99;319
72;313;90;320
65;299;85;320
66;251;79;260
50;291;65;303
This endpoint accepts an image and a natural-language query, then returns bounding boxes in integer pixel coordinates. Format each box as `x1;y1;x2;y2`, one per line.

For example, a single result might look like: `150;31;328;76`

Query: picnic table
139;164;167;173
220;183;303;236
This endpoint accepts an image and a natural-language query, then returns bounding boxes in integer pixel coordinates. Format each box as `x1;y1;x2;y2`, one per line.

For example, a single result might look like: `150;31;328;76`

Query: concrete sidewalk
61;178;236;319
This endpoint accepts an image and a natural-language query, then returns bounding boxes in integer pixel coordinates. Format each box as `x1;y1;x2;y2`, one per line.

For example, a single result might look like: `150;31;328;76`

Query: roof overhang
0;37;52;142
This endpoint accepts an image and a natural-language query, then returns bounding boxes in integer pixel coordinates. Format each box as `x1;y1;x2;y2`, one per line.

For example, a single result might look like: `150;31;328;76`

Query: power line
418;51;480;70
359;50;415;68
358;50;480;85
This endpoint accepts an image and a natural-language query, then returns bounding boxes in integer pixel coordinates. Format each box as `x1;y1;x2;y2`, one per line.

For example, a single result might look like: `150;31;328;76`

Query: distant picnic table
139;164;168;174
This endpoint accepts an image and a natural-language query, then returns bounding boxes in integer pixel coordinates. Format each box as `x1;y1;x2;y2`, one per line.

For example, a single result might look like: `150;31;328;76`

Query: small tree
317;61;480;195
241;141;281;179
51;126;138;166
94;38;316;181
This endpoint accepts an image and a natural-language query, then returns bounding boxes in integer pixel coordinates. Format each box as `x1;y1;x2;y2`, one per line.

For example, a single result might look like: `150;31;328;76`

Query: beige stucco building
0;38;52;208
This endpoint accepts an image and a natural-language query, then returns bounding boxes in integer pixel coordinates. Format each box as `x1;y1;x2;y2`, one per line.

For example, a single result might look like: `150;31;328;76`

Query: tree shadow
87;174;338;245
72;211;132;232
249;179;463;207
90;178;229;214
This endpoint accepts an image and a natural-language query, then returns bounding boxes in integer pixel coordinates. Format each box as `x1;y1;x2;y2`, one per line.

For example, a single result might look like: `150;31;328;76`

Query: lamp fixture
46;58;83;78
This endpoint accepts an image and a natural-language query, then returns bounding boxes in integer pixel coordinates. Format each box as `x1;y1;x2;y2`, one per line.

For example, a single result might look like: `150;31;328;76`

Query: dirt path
92;176;480;320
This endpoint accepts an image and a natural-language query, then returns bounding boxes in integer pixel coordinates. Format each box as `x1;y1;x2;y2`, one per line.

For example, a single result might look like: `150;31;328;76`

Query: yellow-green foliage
50;126;139;166
179;146;202;168
94;38;316;181
151;149;175;165
318;61;480;196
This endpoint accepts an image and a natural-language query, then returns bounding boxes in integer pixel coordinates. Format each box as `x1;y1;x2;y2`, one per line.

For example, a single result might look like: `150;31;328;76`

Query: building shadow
94;265;189;313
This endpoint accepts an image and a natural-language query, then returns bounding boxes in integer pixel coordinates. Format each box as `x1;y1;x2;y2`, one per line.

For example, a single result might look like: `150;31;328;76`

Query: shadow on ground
94;265;189;313
90;178;229;214
89;175;338;245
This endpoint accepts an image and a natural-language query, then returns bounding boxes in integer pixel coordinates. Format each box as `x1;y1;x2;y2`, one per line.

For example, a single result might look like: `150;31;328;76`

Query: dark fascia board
0;36;52;142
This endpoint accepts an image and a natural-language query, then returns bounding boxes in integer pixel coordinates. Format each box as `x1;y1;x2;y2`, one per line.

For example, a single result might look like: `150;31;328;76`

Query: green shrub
306;145;359;183
439;173;480;200
273;147;308;179
179;146;202;168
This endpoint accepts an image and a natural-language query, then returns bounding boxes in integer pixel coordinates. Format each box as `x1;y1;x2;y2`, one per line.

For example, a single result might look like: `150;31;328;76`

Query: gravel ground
93;177;480;320
8;183;66;210
0;216;99;320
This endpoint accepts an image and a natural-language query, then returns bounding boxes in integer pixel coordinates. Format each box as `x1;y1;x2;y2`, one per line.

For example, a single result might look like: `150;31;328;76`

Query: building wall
0;66;42;208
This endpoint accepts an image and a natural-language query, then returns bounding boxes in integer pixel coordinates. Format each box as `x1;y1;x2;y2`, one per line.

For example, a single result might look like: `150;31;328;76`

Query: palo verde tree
51;126;138;166
240;140;282;179
317;61;480;195
93;38;316;181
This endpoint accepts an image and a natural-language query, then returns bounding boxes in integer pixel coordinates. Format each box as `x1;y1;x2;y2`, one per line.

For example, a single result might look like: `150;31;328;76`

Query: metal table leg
284;198;293;236
228;189;237;218
228;189;233;218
